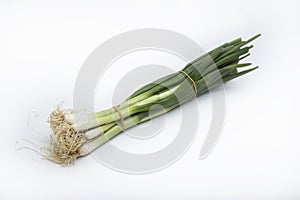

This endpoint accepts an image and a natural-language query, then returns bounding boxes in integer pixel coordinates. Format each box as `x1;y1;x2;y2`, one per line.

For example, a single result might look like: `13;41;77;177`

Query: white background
0;0;299;199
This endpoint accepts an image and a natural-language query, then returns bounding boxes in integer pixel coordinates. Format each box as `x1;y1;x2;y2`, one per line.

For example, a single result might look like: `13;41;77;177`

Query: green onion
46;35;260;165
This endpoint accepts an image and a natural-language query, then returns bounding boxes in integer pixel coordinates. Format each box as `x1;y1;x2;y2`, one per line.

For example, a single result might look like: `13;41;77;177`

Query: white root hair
45;106;87;165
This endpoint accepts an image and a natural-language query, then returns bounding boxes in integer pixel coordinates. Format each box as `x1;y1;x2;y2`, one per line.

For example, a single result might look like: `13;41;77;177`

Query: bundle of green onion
47;35;260;165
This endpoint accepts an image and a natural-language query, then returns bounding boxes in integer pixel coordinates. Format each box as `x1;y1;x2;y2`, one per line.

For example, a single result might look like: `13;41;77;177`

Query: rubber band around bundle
113;106;125;130
179;70;197;96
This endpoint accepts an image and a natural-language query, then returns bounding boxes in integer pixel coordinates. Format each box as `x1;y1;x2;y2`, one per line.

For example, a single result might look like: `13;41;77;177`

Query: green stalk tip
245;34;261;44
